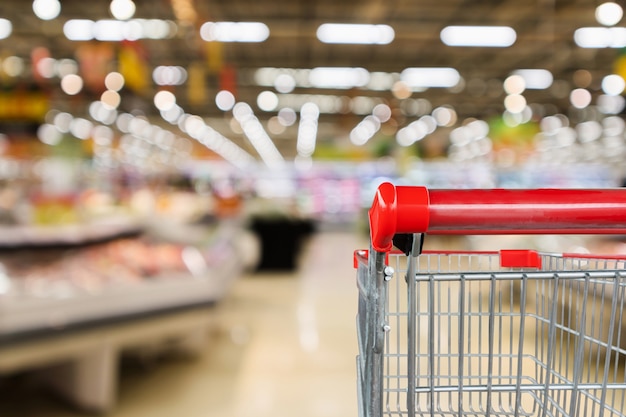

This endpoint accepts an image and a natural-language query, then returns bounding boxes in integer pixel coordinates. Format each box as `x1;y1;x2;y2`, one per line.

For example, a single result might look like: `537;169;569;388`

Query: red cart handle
369;182;626;252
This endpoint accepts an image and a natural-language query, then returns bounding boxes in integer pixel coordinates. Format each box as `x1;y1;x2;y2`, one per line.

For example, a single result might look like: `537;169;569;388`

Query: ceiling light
396;120;428;147
274;74;296;93
440;26;516;47
37;124;63;146
33;0;61;21
350;116;380;146
36;57;56;78
2;56;24;77
512;69;553;89
233;102;284;168
69;118;93;140
432;106;457;127
105;72;125;91
400;67;461;89
596;2;623;26
0;19;12;40
89;101;117;125
94;20;132;41
64;19;175;41
64;19;95;40
601;74;625;95
277;108;297;126
297;102;319;157
215;90;236;111
110;0;136;20
153;66;188;86
60;74;83;95
504;94;527;114
101;90;121;109
598;94;626;114
154;90;176;111
257;91;279;111
570;88;592;109
56;59;78;77
368;72;395;91
316;23;394;45
199;22;269;42
372;104;392;123
574;27;626;48
309;67;370;89
503;75;526;95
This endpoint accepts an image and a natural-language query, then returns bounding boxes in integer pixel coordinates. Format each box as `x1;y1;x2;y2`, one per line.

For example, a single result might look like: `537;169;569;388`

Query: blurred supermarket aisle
1;229;366;417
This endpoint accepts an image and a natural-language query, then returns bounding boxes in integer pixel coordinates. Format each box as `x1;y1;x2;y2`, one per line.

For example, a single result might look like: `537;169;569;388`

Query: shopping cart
354;183;626;417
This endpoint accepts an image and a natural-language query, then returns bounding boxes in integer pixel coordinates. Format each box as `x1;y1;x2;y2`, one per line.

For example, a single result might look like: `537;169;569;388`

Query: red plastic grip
368;183;429;252
369;182;626;252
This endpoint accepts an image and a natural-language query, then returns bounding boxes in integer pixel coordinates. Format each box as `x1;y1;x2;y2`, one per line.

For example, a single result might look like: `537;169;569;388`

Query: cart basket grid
356;183;626;417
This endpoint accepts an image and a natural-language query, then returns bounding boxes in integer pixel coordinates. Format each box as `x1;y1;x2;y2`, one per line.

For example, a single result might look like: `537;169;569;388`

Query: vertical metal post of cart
357;182;626;417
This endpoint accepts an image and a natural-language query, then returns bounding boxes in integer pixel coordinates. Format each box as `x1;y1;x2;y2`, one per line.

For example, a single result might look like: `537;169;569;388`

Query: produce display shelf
0;219;246;412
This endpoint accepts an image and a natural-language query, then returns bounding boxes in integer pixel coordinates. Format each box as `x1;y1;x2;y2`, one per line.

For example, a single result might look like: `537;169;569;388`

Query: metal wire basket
356;183;626;417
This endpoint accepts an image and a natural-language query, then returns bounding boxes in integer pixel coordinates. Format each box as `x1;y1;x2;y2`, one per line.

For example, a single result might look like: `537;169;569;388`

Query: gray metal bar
458;275;466;415
568;275;591;417
598;272;622;417
514;276;528;417
412;382;626;393
486;274;496;417
365;245;387;417
407;234;423;417
540;275;560;417
428;271;435;417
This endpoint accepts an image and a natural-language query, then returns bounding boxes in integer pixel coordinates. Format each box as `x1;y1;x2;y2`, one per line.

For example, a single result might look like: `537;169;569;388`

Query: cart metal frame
356;183;626;417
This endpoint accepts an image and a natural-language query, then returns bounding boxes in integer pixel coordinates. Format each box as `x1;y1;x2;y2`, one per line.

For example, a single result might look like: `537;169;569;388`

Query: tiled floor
1;229;366;417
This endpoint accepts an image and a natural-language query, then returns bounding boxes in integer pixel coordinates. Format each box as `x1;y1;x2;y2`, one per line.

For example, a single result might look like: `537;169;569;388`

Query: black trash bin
249;216;315;271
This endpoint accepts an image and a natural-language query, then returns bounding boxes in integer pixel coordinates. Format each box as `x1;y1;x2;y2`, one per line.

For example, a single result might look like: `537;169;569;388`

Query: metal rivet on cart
382;324;391;332
384;266;394;280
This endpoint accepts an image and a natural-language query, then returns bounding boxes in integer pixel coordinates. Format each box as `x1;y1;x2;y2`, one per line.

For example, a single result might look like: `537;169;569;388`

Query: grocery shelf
0;215;143;248
0;250;239;342
0;218;247;412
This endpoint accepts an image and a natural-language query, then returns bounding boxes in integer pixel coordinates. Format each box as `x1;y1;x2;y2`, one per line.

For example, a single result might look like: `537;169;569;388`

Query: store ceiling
1;0;623;161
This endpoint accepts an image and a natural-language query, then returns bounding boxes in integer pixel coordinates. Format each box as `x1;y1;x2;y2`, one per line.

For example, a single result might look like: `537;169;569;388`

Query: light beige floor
0;229;366;417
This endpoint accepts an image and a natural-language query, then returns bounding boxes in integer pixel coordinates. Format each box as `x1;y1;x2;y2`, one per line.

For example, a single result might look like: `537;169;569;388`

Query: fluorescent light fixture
200;22;269;42
64;19;93;40
440;26;516;47
297;102;320;157
574;27;626;48
309;67;370;89
233;102;284;168
350;115;381;146
0;18;11;40
512;69;553;89
64;19;175;41
316;23;394;44
93;20;129;41
400;67;461;89
153;66;188;86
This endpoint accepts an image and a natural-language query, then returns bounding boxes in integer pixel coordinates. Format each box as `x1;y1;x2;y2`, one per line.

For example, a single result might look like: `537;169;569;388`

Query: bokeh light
215;90;236;111
154;90;176;111
596;2;623;26
33;0;61;20
105;72;125;91
60;74;84;95
570;88;592;109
